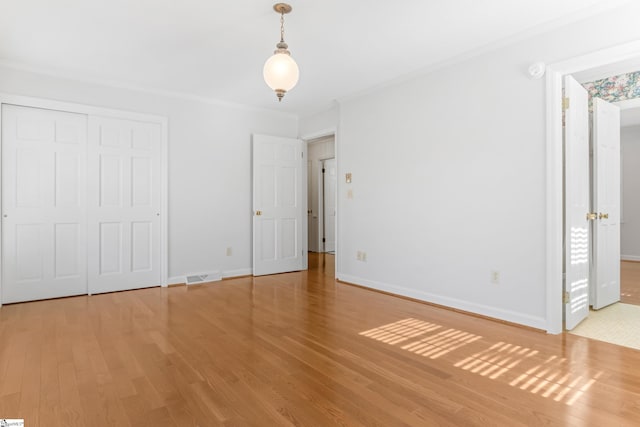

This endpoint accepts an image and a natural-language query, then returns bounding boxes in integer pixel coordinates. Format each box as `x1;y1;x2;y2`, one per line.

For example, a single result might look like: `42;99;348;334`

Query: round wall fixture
528;62;546;80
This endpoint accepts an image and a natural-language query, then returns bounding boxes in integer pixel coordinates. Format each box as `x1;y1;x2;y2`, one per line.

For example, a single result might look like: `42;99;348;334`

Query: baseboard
621;255;640;262
337;273;547;331
223;268;253;279
167;276;185;286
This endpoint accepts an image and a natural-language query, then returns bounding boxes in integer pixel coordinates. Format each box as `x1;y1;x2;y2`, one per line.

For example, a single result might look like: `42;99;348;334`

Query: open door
564;75;591;330
592;98;621;309
252;134;305;276
322;158;336;253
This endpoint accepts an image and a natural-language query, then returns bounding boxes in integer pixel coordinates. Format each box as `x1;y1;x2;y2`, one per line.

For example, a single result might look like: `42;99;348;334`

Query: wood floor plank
1;253;640;426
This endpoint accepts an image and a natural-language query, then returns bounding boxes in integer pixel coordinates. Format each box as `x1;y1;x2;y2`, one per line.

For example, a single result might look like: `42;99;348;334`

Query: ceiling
574;57;640;83
0;0;627;116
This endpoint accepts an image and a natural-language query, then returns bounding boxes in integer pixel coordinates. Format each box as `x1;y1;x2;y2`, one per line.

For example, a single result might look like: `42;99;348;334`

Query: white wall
0;66;298;281
299;105;339;138
621;125;640;260
307;136;335;252
336;2;640;330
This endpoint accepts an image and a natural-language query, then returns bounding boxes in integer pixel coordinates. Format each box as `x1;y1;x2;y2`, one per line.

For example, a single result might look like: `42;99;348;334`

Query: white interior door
253;134;304;276
564;75;591;330
307;158;315;251
87;116;161;294
592;98;621;310
1;105;87;303
323;158;336;253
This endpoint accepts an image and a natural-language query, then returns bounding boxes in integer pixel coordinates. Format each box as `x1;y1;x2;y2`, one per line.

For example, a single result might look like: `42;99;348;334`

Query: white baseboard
621;255;640;262
223;268;253;278
167;276;185;286
337;273;547;331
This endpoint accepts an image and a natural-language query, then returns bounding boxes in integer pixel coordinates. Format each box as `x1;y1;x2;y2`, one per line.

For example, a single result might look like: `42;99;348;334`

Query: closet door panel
2;104;87;303
88;117;161;294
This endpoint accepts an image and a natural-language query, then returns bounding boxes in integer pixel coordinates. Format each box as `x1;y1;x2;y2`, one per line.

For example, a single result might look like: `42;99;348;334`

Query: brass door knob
599;213;609;220
586;213;597;221
256;210;262;216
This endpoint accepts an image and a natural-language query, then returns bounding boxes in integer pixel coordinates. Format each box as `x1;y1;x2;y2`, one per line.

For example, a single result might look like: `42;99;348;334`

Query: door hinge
562;97;570;111
322;168;326;173
301;152;304;158
322;238;326;243
563;291;570;304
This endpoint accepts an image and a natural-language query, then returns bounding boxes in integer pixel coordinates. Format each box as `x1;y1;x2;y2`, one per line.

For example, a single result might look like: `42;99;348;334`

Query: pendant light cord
280;12;285;43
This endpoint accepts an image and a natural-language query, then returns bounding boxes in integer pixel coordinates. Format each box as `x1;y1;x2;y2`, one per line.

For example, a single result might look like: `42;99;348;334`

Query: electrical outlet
491;270;500;285
226;247;232;256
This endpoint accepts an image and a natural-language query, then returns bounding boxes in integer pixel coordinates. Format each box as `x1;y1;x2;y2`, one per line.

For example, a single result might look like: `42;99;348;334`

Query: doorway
321;158;337;254
545;40;640;334
305;135;336;254
618;103;640;307
561;63;640;347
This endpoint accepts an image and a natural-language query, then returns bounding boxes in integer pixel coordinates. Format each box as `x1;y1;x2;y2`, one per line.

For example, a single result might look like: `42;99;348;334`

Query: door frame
301;127;339;277
545;40;640;333
0;93;169;306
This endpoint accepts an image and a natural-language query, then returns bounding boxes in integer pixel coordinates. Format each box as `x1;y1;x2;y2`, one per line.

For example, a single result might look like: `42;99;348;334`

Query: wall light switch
345;173;352;183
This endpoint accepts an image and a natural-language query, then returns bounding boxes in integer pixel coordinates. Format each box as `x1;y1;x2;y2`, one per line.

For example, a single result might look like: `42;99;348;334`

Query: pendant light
263;3;299;102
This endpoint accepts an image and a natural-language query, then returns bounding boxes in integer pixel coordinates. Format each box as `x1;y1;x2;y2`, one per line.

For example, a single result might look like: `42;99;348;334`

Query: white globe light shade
263;53;299;92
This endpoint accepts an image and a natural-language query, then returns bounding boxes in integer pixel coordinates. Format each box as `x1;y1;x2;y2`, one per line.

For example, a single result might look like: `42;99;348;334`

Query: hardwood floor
621;261;640;305
1;253;640;426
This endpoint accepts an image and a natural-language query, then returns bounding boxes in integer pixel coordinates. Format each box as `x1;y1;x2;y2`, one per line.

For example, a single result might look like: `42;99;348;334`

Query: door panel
55;152;81;206
564;76;591;331
131;221;153;272
54;223;80;278
88;117;161;293
253;134;304;276
2;104;87;303
100;154;123;207
16;224;43;280
132;157;152;206
592;98;621;309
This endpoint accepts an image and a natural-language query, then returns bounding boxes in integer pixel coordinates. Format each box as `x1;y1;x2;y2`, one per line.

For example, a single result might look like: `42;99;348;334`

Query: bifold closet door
1;105;88;304
87;117;161;294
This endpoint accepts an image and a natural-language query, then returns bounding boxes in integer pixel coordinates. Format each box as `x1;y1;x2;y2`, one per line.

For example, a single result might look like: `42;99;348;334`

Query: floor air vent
185;271;222;285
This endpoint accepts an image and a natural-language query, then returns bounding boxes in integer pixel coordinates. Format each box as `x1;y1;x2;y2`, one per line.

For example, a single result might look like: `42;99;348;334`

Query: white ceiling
0;0;627;116
574;57;640;83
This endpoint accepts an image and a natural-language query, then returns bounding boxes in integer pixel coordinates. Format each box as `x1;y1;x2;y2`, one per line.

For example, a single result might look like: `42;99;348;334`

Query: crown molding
0;59;299;120
337;0;631;106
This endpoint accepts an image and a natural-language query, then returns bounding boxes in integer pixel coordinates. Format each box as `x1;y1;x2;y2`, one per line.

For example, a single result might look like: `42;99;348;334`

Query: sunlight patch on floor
455;341;603;405
360;319;602;406
359;318;443;345
359;318;481;359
